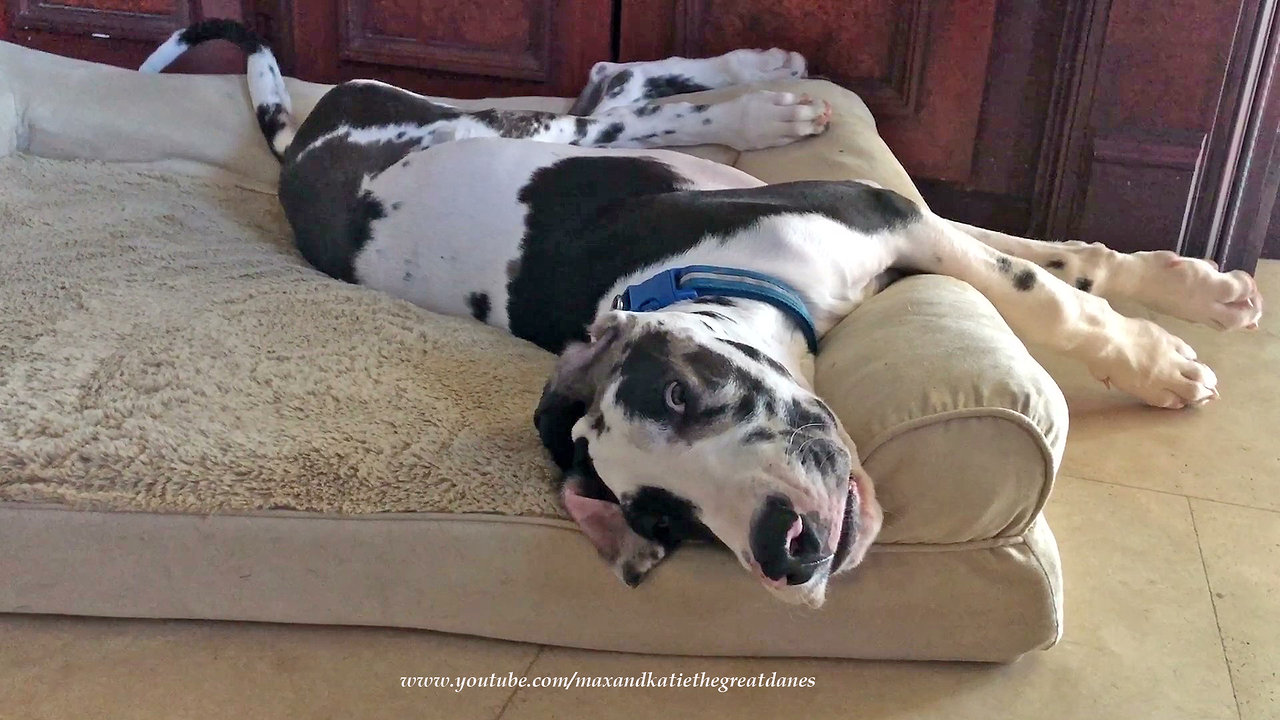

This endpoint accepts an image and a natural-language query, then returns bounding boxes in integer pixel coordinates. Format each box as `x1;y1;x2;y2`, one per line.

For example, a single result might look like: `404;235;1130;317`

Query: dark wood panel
621;0;997;182
57;0;174;12
672;0;925;116
1074;130;1207;252
288;0;609;98
7;0;192;40
2;0;246;72
340;0;552;81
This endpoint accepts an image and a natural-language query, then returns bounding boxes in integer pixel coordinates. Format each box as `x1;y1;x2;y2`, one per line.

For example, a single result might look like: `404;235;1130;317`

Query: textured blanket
0;155;562;516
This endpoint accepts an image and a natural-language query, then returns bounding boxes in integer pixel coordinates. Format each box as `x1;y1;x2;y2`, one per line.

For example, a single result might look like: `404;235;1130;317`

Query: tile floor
3;262;1277;720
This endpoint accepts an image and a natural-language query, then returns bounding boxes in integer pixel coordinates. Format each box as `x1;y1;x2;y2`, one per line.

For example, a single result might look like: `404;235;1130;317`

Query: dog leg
894;214;1219;408
572;49;808;115
949;221;1263;331
436;93;830;151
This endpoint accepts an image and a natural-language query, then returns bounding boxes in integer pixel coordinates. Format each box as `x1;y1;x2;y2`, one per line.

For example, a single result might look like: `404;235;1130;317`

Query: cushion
0;41;1066;661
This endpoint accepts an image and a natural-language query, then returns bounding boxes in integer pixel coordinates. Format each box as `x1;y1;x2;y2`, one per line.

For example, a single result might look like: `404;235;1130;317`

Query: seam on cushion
0;501;1032;554
861;406;1057;539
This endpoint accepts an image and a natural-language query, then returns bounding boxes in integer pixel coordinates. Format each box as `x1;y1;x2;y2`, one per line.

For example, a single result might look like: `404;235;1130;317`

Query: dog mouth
831;479;861;572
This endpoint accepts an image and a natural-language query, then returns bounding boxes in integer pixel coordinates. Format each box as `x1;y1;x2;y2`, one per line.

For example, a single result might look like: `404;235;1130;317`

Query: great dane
143;20;1263;608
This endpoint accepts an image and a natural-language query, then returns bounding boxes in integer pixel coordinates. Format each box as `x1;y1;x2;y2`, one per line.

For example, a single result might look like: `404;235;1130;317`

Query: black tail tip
177;18;268;56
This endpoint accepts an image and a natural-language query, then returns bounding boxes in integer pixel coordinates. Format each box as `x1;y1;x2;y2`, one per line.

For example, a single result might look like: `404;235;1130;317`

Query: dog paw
1132;251;1264;331
726;48;807;83
1091;318;1219;409
725;91;831;150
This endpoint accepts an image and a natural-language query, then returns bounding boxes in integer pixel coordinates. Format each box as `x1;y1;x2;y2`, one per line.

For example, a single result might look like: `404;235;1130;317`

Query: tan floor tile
1031;260;1280;511
1192;499;1280;720
0;616;539;720
498;477;1235;720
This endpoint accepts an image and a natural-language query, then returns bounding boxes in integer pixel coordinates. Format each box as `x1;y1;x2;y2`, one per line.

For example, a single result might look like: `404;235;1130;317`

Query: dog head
535;310;882;608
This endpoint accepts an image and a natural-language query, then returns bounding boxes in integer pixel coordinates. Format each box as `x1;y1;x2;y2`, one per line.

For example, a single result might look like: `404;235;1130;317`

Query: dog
142;20;1263;608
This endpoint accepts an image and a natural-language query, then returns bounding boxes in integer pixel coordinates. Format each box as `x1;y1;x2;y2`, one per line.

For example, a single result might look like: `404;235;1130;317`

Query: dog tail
139;19;296;159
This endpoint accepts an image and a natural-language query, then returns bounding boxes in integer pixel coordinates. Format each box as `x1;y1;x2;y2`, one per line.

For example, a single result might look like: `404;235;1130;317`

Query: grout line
1057;471;1280;516
494;644;546;720
1189;499;1245;720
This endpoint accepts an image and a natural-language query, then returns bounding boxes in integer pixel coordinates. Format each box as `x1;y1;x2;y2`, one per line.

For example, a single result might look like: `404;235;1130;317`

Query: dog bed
0;41;1066;661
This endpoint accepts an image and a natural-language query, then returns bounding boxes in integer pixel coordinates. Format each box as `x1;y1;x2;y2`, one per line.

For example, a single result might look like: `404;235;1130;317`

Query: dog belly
351;138;763;328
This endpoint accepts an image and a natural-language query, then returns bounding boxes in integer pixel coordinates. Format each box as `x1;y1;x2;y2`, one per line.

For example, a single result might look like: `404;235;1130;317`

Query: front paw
1135;251;1263;331
1090;318;1219;409
727;91;831;150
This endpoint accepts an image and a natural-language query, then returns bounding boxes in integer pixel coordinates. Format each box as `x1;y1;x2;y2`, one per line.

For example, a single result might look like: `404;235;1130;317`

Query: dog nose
751;496;831;586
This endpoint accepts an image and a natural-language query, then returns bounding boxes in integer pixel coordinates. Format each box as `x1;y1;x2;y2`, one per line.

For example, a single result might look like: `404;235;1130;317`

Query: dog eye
638;514;673;544
664;381;686;413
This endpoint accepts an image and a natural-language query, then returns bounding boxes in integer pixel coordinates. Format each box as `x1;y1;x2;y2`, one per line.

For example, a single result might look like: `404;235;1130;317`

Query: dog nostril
751;497;830;586
787;518;822;561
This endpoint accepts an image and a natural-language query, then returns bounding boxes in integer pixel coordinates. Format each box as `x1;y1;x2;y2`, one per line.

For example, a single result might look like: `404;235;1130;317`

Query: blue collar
611;265;820;354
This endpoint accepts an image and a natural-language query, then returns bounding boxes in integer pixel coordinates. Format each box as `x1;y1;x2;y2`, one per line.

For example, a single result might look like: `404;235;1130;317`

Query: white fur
138;31;186;73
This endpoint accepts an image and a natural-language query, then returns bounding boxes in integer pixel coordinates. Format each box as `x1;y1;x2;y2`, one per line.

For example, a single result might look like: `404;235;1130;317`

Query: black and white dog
143;20;1263;608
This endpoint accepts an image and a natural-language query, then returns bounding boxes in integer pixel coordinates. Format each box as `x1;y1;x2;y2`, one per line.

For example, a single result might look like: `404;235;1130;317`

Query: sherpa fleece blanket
0;154;563;517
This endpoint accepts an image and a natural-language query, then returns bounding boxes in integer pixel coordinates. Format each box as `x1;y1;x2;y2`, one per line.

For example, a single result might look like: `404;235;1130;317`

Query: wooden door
278;0;611;99
1;0;247;72
617;0;1000;183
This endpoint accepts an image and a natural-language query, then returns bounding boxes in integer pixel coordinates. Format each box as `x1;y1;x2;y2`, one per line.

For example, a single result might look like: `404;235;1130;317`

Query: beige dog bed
0;41;1066;661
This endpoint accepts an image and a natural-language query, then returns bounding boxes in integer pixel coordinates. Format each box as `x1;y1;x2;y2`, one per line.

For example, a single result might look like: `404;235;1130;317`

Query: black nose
750;496;830;586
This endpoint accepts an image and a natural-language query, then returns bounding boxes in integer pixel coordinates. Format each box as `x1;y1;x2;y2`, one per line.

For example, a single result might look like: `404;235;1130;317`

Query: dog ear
533;314;624;469
561;438;669;587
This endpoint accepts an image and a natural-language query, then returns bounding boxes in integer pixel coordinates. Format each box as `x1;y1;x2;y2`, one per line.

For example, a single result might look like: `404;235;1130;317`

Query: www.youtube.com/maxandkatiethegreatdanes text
400;671;818;693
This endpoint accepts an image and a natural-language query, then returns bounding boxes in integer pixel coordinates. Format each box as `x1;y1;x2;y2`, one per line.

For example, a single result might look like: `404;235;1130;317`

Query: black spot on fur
614;332;689;426
279;135;416;282
507;161;919;352
701;118;712;126
394;130;407;140
663;130;675;135
621;564;644;588
995;255;1013;274
569;77;606;116
720;338;793;378
1012;269;1037;291
286;81;461;162
391;201;403;211
177;18;266;55
470;109;559;139
744;427;775;444
1075;276;1094;293
254;104;287;156
595;122;625;145
634;103;662;117
785;397;835;431
795;436;844;475
604;69;634;99
467;292;491;322
1046;258;1066;270
643;75;711;99
691;296;736;307
622;486;715;550
590;414;608;435
400;158;411;168
691;104;709;113
691;310;731;322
